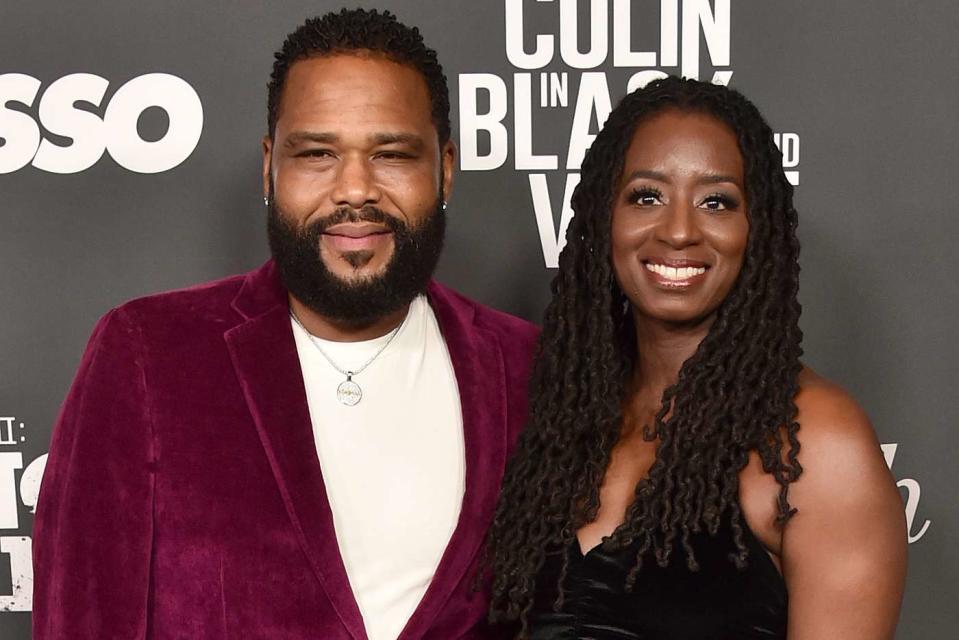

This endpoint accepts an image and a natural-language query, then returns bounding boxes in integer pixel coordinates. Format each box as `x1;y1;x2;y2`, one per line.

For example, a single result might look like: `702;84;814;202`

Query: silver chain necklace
290;310;405;406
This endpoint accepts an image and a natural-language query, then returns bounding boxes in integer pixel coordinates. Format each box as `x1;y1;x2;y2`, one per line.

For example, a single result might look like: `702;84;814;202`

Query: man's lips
322;223;392;238
321;223;393;253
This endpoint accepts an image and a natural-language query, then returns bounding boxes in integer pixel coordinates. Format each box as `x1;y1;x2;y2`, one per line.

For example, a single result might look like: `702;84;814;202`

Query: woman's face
611;109;749;327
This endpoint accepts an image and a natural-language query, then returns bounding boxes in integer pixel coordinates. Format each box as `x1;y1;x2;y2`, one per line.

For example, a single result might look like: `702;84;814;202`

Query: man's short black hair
268;8;451;145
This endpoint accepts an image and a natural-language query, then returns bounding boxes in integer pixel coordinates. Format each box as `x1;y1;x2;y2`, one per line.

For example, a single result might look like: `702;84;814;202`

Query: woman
486;77;906;639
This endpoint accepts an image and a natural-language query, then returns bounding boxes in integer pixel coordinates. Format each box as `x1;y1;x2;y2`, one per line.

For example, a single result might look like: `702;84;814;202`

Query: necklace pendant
337;374;362;406
290;310;404;408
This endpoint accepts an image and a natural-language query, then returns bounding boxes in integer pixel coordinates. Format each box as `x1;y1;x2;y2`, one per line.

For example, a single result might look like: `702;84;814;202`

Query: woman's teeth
644;263;707;280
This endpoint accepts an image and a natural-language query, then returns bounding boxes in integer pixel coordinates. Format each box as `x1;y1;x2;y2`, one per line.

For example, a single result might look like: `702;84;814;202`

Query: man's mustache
307;206;406;235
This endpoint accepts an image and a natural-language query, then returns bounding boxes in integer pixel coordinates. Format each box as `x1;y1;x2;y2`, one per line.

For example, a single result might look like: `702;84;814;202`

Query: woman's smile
642;258;710;288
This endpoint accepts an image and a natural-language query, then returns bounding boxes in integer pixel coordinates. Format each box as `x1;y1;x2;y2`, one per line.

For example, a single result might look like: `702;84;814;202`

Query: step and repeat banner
2;1;955;637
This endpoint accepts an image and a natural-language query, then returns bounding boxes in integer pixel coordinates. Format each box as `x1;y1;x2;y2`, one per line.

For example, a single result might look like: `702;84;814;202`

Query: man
33;9;537;640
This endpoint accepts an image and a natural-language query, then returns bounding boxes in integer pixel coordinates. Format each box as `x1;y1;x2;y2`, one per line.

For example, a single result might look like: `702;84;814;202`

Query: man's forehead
276;54;434;131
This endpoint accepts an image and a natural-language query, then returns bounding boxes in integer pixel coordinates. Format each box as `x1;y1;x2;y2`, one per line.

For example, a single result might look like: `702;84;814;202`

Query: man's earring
263;195;270;207
441;200;448;212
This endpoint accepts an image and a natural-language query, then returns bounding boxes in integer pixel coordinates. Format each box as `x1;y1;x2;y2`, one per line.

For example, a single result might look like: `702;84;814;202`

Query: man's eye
299;149;333;158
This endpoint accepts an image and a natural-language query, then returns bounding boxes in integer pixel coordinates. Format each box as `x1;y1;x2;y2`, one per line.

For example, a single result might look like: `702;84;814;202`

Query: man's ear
261;135;273;198
441;139;457;202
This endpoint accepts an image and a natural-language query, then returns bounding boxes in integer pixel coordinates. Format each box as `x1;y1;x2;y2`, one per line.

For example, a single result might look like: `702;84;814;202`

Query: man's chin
320;245;392;274
310;265;412;329
323;262;390;285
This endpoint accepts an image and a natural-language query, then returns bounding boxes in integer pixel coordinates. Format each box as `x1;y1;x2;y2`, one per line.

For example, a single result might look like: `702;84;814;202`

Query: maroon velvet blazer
33;260;538;640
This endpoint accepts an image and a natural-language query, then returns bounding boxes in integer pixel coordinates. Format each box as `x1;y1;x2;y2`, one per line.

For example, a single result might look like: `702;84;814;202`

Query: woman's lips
642;259;709;288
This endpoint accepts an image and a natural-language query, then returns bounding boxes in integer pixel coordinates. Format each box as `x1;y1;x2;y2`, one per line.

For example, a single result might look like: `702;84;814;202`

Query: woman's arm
782;375;906;639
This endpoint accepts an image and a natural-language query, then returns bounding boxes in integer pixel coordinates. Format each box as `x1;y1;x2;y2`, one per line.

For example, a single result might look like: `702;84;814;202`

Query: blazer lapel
397;282;509;639
224;262;368;640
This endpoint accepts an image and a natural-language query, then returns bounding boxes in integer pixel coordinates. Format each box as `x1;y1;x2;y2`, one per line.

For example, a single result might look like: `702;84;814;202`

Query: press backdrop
2;1;956;637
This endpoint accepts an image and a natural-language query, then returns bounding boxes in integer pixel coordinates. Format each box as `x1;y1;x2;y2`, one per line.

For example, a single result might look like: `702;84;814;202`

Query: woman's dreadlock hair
485;76;803;636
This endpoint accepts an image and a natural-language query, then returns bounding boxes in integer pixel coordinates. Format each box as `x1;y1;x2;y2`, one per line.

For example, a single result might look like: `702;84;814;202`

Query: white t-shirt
291;295;465;640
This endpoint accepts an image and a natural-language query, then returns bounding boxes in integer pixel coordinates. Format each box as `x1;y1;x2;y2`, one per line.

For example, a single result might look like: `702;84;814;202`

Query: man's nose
330;155;381;209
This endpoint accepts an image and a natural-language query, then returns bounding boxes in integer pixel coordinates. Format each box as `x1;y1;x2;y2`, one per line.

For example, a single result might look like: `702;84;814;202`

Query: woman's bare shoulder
793;366;875;447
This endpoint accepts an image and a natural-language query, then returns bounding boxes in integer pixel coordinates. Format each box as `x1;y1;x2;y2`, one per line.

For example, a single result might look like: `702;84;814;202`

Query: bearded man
32;9;536;640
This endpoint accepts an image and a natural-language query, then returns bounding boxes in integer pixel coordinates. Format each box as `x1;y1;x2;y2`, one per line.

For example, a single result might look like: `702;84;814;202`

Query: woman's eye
630;188;663;206
700;194;737;211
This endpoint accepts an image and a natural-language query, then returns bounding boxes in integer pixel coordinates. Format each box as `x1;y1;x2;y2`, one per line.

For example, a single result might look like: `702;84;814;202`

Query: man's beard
267;196;446;328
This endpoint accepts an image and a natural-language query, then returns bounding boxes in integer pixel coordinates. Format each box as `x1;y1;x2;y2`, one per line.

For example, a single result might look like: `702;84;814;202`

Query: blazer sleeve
32;307;154;640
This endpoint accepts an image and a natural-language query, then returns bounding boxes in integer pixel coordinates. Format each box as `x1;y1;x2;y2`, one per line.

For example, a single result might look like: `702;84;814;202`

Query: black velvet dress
528;515;787;640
